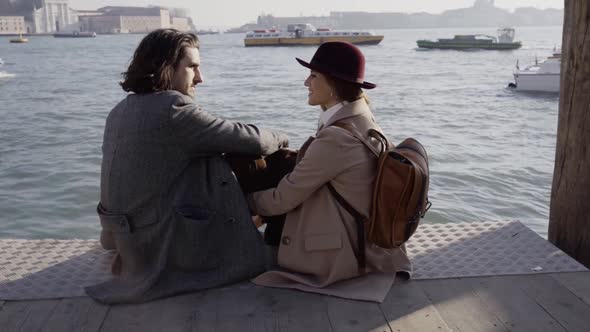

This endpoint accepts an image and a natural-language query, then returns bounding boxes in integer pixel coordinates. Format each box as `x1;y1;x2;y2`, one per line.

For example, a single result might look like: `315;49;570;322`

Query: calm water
0;26;562;239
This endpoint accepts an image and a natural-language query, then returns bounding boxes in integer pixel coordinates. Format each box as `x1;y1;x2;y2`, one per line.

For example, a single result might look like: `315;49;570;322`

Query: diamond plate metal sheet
406;220;587;279
0;221;586;300
0;239;113;300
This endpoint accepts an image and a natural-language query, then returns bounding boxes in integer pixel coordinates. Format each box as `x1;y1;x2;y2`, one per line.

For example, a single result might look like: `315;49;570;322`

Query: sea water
0;26;562;239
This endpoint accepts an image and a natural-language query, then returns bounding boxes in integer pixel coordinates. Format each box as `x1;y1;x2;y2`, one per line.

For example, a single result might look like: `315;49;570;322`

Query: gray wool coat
85;90;289;304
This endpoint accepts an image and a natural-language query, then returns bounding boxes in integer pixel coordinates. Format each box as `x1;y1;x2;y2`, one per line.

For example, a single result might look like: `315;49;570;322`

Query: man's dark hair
120;29;200;94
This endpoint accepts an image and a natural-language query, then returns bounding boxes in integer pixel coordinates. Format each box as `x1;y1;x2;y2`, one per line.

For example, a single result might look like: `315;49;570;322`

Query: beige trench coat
248;99;412;300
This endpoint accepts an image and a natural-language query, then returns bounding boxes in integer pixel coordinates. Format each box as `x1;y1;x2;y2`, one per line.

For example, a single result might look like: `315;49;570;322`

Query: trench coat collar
322;98;371;129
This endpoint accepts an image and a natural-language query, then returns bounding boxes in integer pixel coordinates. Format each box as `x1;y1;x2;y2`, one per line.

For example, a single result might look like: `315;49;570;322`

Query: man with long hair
86;29;289;304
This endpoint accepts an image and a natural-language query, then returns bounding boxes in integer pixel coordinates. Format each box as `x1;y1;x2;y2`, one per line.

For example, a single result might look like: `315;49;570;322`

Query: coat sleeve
248;128;360;216
169;95;289;156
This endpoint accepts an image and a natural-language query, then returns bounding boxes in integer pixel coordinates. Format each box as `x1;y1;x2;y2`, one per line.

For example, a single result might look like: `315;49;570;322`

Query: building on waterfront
171;17;191;32
79;6;195;34
0;16;26;34
0;2;193;34
32;0;77;33
0;0;77;33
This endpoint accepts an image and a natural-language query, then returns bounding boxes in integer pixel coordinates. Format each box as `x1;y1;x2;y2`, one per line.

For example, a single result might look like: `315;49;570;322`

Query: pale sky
68;0;564;29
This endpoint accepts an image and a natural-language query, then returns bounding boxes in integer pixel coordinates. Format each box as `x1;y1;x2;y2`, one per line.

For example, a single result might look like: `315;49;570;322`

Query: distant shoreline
0;26;564;38
227;2;563;33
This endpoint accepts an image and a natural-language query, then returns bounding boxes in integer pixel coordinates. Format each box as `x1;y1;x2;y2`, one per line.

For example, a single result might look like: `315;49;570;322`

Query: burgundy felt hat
296;41;376;89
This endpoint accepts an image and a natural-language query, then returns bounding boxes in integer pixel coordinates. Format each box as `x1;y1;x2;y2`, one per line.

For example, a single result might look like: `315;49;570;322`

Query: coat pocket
97;204;130;250
170;206;218;271
176;206;214;222
97;203;160;233
97;203;131;233
304;233;343;252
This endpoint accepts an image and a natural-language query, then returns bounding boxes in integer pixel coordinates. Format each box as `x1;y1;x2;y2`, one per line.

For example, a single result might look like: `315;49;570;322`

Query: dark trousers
226;149;297;246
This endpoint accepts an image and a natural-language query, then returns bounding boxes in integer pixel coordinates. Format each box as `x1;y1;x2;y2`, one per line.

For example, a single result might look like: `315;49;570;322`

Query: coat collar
323;98;371;129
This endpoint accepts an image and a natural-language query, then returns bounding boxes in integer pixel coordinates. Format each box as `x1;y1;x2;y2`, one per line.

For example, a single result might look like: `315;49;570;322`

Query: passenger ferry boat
417;28;521;50
244;23;383;47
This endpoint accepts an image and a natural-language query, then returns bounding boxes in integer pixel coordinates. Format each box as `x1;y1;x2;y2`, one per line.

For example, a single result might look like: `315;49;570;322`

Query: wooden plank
517;273;590;331
552;271;590;306
101;282;318;332
0;301;29;331
193;283;333;332
0;300;60;332
468;276;566;332
264;286;333;332
41;297;109;332
325;296;390;332
193;283;276;332
380;279;451;332
418;278;507;332
100;291;204;332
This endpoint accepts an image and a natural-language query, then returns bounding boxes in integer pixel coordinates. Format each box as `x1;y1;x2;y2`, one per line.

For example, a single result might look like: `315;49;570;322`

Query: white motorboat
512;50;561;93
0;58;3;65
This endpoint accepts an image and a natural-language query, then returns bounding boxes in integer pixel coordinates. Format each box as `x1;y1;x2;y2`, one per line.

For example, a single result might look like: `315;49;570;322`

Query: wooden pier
1;271;589;332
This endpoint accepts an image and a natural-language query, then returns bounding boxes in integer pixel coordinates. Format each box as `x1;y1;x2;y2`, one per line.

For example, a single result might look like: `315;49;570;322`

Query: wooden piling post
548;0;590;267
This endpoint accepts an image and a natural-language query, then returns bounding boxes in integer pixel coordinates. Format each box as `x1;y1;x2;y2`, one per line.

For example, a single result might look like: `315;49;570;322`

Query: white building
0;16;26;34
79;7;195;34
32;0;77;33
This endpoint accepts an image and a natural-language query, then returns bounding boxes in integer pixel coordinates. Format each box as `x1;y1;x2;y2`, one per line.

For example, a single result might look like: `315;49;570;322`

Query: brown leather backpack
327;124;431;270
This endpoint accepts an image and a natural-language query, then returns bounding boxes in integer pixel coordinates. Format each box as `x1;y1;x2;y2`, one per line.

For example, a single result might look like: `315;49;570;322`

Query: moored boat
244;23;383;47
9;34;28;43
511;50;561;93
417;28;521;50
53;31;97;38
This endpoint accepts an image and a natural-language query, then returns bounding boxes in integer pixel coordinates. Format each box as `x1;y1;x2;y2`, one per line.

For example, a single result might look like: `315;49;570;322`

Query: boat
0;58;3;65
244;23;383;47
510;50;561;93
53;31;97;38
9;34;28;43
417;28;521;50
197;29;220;35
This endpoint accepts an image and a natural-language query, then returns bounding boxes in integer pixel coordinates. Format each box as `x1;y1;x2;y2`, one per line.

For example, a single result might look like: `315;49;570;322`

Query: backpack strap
330;122;382;157
326;183;367;273
325;121;387;274
367;128;392;151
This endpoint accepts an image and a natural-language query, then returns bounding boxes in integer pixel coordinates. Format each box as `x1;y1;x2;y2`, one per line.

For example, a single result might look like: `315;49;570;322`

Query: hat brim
296;57;376;89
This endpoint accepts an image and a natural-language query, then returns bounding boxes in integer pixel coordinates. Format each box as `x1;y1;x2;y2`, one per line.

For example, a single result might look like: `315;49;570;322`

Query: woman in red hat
247;42;411;301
